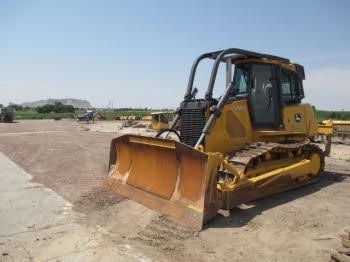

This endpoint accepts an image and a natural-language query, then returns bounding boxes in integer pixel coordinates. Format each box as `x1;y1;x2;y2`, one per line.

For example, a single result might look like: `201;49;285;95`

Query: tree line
316;110;350;121
36;102;75;113
0;102;75;113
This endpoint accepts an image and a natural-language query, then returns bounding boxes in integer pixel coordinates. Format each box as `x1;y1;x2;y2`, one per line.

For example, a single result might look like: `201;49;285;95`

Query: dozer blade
104;135;220;230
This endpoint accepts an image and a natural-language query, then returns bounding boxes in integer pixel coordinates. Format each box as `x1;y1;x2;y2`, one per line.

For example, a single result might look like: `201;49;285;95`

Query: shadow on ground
204;171;350;229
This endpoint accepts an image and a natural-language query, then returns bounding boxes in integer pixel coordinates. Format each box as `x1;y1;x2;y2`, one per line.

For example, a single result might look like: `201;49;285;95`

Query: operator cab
229;59;305;130
178;48;307;147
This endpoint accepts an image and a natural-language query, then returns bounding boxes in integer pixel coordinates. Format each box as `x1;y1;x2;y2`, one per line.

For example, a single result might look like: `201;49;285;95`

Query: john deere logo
295;114;302;122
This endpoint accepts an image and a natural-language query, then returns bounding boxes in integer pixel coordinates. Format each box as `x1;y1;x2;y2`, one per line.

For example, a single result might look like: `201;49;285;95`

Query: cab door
249;64;280;129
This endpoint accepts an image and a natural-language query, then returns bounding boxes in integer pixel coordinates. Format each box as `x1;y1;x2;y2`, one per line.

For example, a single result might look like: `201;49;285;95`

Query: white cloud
304;68;350;111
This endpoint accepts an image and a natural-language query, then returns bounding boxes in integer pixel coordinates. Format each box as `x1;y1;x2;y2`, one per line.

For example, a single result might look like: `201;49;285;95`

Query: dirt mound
73;187;126;213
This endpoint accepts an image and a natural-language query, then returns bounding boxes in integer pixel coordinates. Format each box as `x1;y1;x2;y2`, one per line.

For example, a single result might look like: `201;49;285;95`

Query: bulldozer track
227;140;325;175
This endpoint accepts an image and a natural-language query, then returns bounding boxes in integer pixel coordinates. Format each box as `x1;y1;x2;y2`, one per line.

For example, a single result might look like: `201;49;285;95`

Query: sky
0;0;349;110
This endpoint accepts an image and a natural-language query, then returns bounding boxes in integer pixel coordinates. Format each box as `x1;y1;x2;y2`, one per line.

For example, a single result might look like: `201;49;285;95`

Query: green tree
37;104;54;113
37;103;76;113
53;102;64;113
8;103;23;111
65;105;75;113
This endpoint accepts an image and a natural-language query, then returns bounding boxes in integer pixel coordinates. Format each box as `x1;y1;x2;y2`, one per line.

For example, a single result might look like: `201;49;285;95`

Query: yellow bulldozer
150;111;175;131
105;48;325;230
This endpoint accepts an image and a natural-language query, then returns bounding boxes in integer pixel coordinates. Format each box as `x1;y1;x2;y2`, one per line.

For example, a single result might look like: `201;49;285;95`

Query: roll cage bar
184;48;290;101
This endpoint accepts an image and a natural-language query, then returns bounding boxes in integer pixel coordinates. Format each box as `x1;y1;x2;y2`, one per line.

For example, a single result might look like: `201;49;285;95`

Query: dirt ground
0;119;349;261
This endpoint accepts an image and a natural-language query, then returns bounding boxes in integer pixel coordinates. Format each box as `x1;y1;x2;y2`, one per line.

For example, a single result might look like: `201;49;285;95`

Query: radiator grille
180;108;206;147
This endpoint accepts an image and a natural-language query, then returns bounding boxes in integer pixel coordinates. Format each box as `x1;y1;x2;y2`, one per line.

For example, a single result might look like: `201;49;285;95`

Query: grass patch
98;110;169;120
14;110;77;120
315;110;350;121
13;109;158;121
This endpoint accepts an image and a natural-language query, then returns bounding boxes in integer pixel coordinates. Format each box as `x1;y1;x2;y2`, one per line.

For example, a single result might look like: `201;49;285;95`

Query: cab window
232;64;249;96
281;70;302;104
